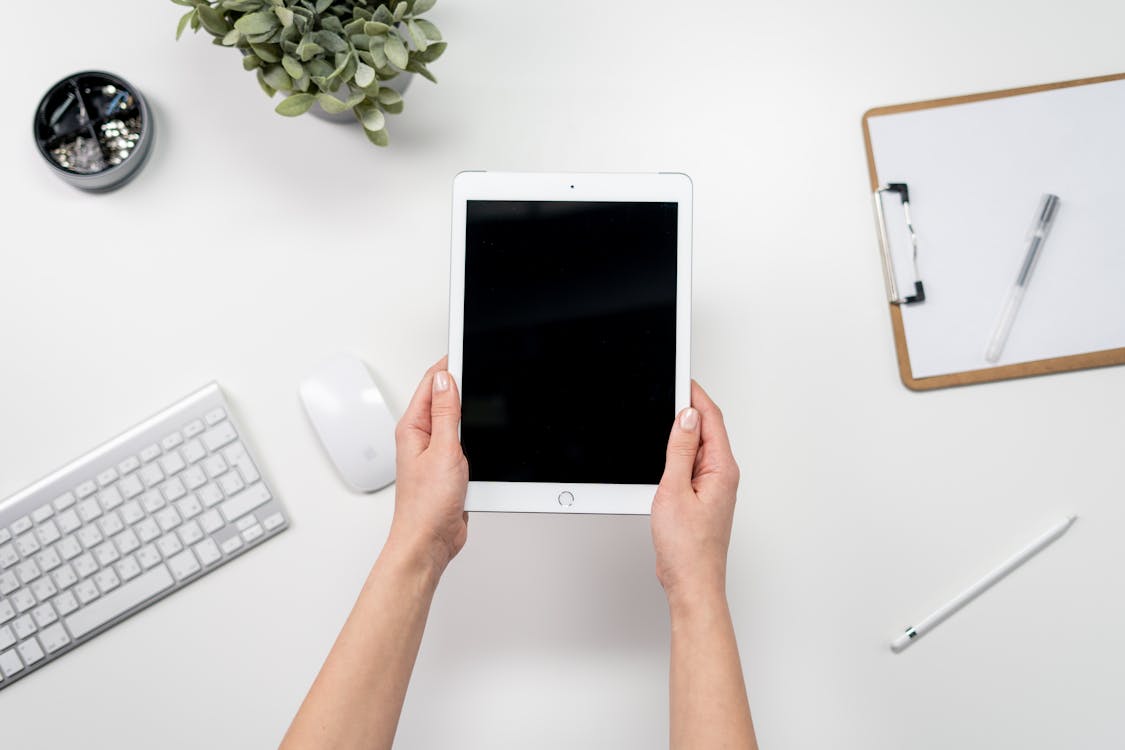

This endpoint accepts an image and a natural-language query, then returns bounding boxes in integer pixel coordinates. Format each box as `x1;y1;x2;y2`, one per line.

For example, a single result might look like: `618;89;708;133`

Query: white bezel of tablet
448;171;692;515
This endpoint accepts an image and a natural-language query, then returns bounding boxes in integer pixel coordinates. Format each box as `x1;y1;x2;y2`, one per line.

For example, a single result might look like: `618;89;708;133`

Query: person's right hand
651;381;741;606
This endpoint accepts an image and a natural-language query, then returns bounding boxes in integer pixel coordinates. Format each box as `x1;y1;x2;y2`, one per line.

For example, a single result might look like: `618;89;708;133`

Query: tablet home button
557;491;574;507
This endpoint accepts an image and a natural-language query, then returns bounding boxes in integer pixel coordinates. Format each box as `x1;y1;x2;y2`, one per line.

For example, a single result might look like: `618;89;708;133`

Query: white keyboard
0;384;288;690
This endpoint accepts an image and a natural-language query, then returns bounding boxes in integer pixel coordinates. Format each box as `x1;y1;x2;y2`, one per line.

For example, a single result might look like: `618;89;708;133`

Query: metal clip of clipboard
873;183;926;304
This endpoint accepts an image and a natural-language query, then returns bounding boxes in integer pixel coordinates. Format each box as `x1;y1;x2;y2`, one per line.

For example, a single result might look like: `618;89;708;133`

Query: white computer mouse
299;354;397;493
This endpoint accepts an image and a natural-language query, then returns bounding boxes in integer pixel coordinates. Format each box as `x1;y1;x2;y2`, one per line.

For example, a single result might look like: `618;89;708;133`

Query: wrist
379;529;449;589
665;576;728;620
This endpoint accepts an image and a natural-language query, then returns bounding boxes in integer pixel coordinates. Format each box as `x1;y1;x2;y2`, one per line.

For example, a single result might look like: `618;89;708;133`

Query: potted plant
172;0;445;146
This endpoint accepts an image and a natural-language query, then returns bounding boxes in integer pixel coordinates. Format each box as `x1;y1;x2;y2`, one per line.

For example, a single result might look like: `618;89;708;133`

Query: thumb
429;370;462;452
660;407;700;490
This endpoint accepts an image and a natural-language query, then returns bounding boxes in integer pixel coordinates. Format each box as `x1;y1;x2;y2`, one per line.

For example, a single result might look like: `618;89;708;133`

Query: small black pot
33;71;155;191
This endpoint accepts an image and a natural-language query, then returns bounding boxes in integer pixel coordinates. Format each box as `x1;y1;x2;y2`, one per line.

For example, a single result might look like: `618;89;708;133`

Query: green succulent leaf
355;103;385;131
406;20;428;51
315;0;332;12
311;30;348;53
262;64;293;92
384;36;408;68
372;5;393;24
413;18;441;41
222;0;263;10
411;0;437;14
364;127;389;147
175;10;195;40
221;29;241;45
274;6;294;26
296;38;323;61
197;5;232;35
393;2;407;22
250;42;282;62
234;10;277;35
316;91;361;113
275;92;316;115
417;41;445;63
364;21;391;35
256;69;277;97
242;53;262;70
281;54;305;78
406;59;437;83
354;61;376;88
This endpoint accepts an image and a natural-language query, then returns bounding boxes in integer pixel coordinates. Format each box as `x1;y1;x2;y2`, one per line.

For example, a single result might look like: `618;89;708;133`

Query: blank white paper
868;79;1125;379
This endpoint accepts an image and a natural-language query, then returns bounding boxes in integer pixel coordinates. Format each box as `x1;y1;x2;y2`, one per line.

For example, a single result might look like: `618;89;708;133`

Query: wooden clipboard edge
861;71;1125;391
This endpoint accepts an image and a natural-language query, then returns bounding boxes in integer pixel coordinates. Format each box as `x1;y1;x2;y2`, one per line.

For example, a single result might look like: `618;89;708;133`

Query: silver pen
985;194;1061;363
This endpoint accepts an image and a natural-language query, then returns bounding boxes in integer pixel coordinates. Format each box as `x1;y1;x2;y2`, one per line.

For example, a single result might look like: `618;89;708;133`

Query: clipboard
862;72;1125;391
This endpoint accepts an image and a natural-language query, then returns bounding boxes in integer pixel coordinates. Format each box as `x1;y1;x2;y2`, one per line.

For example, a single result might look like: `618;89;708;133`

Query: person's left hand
387;356;470;573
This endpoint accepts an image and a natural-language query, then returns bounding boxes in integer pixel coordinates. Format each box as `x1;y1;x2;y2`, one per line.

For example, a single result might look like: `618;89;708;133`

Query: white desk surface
3;1;1123;747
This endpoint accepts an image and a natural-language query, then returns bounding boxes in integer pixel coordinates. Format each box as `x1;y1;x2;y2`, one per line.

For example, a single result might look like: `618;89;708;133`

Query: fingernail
434;371;450;393
680;407;699;431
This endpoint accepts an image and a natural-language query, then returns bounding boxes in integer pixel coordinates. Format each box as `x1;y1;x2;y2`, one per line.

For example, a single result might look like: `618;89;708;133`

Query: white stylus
890;515;1077;653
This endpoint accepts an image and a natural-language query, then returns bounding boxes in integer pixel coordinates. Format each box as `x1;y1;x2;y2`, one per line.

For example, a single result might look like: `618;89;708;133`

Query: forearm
281;538;443;750
668;587;757;750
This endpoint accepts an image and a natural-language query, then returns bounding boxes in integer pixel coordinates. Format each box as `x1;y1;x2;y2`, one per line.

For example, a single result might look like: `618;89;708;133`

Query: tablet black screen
461;200;678;484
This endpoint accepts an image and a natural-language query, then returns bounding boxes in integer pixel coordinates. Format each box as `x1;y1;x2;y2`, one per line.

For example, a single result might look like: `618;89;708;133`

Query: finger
691;380;734;460
398;357;449;455
428;369;462;452
659;407;701;490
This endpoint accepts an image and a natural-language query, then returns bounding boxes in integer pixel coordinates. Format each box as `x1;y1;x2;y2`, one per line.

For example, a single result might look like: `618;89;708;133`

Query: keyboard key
219;471;245;497
11;516;32;536
57;508;82;534
99;511;125;538
12;615;36;638
73;553;98;579
15;533;40;557
35;520;61;546
193;538;221;567
74;579;100;605
181;465;207;490
135;518;161;543
75;480;98;499
94;568;121;594
198;484;224;508
120;500;144;525
0;545;17;568
31;604;57;628
202;455;227;478
116;555;142;582
93;541;120;567
77;526;103;549
168;549;201;581
161;431;184;451
66;565;174;639
57;535;83;560
236;515;258;532
114;528;141;555
30;578;57;601
96;467;119;487
202;421;237;452
241;525;264;544
52;591;79;617
35;547;61;572
117;474;144;500
0;572;18;595
0;600;14;623
141;490;165;514
159;451;186;476
178;521;204;546
263;513;286;531
200;510;224;535
117;456;141;476
38;623;70;654
220;484;271;523
31;504;54;523
0;626;13;651
16;560;40;584
156;534;183;558
220;536;243;555
0;649;24;677
136;545;161;569
77;498;102;523
12;590;36;613
182;439;206;464
175;494;203;520
161;477;187;503
139;444;161;463
155;507;181;533
205;408;227;426
139;464;164;488
52;564;78;590
53;492;77;511
99;487;124;511
17;638;44;666
183;419;205;438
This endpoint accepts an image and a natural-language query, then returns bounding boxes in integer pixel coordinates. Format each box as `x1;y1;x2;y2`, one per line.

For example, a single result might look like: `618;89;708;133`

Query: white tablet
448;172;692;514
